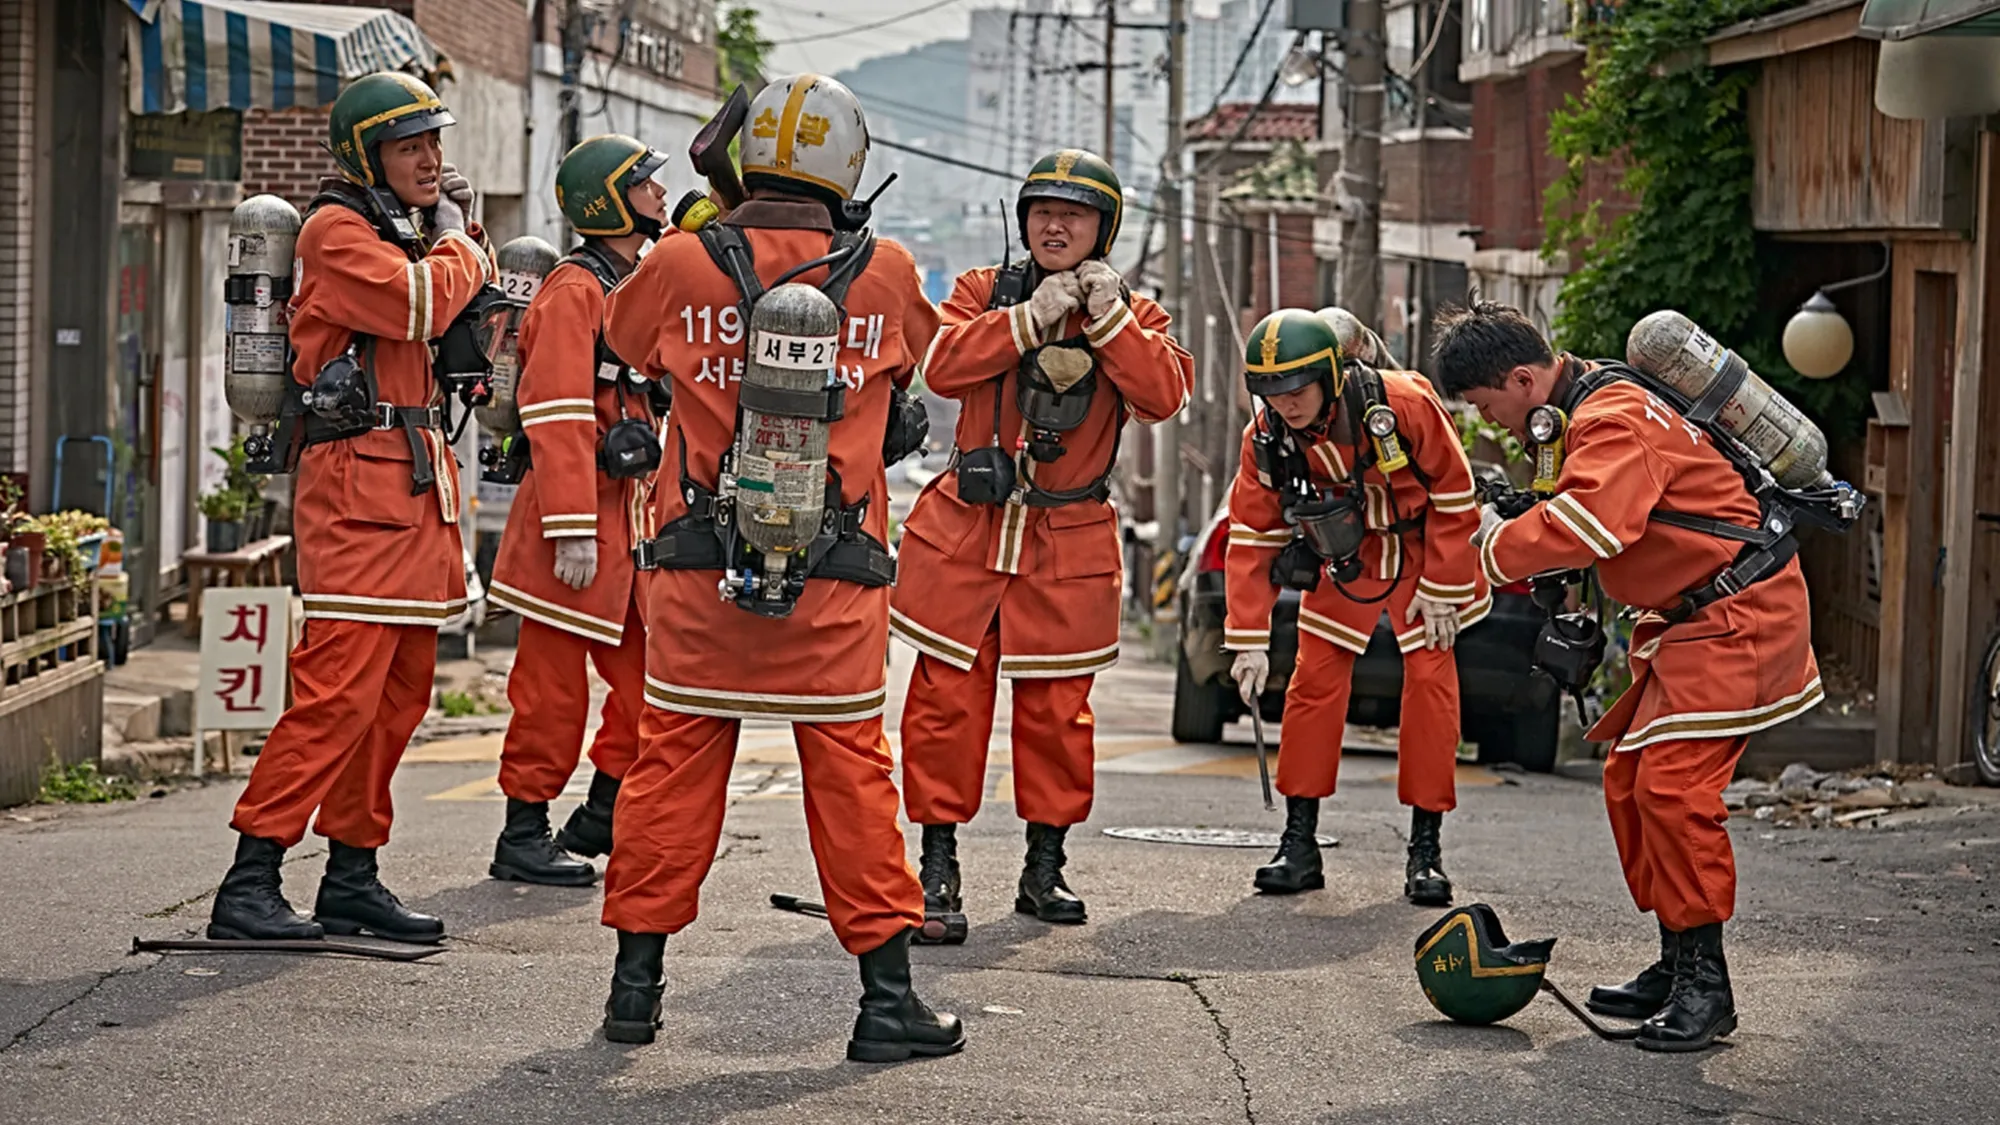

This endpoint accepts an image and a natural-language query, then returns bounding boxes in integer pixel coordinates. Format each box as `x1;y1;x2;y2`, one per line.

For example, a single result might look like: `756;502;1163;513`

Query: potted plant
213;437;268;542
200;481;250;553
0;474;22;592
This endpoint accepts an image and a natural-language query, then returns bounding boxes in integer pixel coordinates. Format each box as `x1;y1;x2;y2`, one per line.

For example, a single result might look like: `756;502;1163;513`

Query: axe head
691;84;749;207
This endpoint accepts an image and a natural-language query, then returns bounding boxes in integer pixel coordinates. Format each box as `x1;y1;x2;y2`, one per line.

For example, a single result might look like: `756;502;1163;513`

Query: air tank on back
224;195;302;425
1625;310;1832;491
474;235;563;435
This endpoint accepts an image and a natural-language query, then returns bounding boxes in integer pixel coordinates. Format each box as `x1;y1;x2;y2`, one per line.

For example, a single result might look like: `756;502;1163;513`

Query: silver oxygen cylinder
224;195;302;425
1315;305;1402;369
474;235;563;435
1625;310;1832;491
729;282;843;605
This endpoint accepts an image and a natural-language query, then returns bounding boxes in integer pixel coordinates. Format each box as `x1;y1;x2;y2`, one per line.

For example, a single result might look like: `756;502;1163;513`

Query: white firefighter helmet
739;74;870;202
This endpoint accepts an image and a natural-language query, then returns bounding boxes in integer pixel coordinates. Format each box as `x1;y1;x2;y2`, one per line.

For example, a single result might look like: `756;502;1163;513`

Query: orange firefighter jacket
488;256;653;646
287;205;494;626
602;202;941;723
889;266;1194;678
1479;375;1822;750
1224;369;1489;654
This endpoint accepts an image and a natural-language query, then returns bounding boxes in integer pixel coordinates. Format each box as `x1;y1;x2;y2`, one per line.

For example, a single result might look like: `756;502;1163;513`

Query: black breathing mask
303;347;376;431
1528;572;1607;723
1292;489;1368;582
598;375;661;481
1016;339;1099;463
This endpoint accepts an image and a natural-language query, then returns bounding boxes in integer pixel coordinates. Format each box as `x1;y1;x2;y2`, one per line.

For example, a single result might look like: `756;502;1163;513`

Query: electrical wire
1395;0;1457;82
765;0;968;45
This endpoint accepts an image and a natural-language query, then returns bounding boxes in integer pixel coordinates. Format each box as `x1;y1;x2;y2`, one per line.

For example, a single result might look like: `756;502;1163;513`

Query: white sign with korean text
196;587;292;731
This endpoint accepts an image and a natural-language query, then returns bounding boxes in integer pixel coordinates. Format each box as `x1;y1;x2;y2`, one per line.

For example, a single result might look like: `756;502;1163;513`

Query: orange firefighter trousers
496;594;645;803
1277;627;1459;813
901;624;1098;827
231;620;436;849
602;706;923;955
1603;734;1746;931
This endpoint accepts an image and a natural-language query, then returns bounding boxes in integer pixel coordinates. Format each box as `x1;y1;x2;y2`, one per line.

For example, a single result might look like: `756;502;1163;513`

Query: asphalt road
3;645;1998;1124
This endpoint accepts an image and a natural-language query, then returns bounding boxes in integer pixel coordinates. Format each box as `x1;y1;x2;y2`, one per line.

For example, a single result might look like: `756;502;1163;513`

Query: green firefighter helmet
328;72;456;188
1244;308;1345;399
1414;904;1556;1026
1018;148;1123;258
557;134;669;238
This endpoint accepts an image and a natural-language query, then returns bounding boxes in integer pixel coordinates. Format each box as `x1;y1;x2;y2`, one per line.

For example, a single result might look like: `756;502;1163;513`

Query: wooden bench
181;536;294;638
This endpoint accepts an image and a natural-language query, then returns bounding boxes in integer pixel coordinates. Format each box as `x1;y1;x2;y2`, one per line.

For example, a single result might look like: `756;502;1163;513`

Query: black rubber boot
314;841;445;945
208;833;324;941
1404;808;1453;907
1014;822;1087;924
1635;922;1737;1052
1254;796;1325;894
490;797;598;886
602;931;667;1044
918;824;962;914
846;930;966;1063
555;769;620;858
1588;920;1679;1020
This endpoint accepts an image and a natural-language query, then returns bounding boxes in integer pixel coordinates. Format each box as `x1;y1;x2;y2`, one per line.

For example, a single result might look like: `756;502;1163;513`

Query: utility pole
1152;0;1185;655
1102;2;1117;158
1339;0;1383;328
559;0;585;156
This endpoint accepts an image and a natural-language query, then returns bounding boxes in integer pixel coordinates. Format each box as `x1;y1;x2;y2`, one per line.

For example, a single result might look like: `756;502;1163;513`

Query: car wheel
1172;647;1230;744
1508;697;1562;774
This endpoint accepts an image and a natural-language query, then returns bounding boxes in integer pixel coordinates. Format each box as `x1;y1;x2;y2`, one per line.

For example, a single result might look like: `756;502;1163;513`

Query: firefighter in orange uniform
892;149;1191;928
596;75;962;1062
484;135;671;886
1223;309;1489;907
210;73;495;945
1433;300;1824;1052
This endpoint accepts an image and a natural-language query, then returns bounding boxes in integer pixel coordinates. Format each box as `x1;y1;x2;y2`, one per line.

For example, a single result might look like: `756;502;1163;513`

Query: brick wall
0;0;35;475
1382;137;1471;225
415;0;529;86
1470;60;1632;254
1243;210;1321;313
241;106;336;211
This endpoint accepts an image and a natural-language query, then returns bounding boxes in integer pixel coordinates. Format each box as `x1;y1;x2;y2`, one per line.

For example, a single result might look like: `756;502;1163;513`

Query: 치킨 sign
195;587;291;731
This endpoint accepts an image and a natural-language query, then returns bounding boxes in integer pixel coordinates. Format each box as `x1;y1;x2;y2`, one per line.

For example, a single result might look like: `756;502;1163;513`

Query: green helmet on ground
557;134;669;239
328;71;456;188
1018;148;1123;258
1414;904;1556;1026
1244;308;1345;399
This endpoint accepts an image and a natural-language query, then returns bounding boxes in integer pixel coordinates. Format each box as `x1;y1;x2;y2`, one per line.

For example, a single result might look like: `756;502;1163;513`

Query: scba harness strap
1253;362;1428;596
631;222;896;594
1560;361;1806;625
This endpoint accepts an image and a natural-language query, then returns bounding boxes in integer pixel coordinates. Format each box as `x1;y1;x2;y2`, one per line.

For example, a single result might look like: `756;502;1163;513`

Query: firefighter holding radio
596;74;961;1063
1223;309;1489;909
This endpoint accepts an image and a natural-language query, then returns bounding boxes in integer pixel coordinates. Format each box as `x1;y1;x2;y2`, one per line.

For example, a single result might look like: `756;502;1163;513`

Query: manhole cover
1101;827;1338;849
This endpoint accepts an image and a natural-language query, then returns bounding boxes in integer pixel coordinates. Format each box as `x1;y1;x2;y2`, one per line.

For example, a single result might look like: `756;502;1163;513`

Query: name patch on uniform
752;330;840;371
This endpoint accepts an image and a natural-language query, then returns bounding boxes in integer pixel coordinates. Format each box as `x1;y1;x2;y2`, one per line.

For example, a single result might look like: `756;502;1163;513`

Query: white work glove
1231;650;1271;707
438;163;475;212
1472;503;1504;548
430;191;467;236
553;537;598;590
1406;593;1459;652
1026;271;1082;336
1074;259;1124;319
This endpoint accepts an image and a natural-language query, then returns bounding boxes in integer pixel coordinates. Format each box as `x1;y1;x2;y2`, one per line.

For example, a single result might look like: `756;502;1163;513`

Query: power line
766;0;968;45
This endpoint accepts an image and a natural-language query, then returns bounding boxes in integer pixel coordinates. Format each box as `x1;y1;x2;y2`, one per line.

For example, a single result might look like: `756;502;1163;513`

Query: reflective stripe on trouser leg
498;616;594;803
1395;643;1460;814
230;619;405;848
900;627;1002;824
602;707;740;935
313;623;438;847
585;589;647;783
1009;673;1097;826
795;716;926;954
1631;734;1747;931
1274;628;1357;799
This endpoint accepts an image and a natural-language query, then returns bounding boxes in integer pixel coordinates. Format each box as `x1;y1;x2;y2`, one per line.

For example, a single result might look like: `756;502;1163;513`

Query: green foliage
717;5;772;91
198;438;257;523
1544;1;1870;440
40;761;136;804
439;690;479;719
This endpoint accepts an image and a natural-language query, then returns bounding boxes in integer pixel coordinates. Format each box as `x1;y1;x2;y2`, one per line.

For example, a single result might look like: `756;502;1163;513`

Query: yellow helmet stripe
774;74;821;172
347;87;444;188
598;146;647;234
1245;345;1339;374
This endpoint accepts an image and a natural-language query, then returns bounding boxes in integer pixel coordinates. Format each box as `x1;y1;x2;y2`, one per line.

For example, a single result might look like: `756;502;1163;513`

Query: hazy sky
757;0;1215;78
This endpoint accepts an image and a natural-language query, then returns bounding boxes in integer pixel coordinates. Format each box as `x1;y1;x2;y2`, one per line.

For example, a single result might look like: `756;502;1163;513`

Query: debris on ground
1725;762;1933;829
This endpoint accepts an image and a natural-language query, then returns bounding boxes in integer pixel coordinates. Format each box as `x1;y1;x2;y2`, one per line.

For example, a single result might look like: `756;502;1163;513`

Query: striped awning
127;0;444;116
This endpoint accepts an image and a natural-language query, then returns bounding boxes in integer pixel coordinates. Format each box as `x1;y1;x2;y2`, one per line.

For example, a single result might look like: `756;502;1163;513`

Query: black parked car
1170;495;1561;771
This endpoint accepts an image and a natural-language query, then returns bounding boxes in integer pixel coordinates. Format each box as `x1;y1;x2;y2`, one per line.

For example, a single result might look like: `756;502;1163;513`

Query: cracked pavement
4;650;1999;1123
